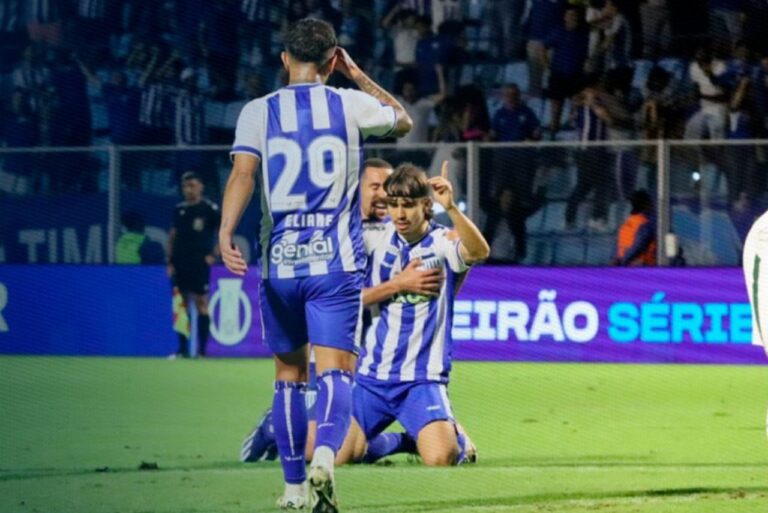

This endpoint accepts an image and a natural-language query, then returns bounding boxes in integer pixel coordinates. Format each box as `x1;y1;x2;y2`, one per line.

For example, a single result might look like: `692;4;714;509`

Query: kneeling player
343;161;490;465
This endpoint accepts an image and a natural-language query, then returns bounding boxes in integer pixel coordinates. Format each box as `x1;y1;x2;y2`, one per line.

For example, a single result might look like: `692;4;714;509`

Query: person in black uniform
167;172;220;357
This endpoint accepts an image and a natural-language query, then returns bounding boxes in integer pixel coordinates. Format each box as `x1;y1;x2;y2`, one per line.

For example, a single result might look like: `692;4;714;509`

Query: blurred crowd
2;0;768;264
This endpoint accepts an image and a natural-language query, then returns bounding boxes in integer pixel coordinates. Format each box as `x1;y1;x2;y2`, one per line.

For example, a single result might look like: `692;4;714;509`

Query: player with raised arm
345;161;489;466
218;18;412;512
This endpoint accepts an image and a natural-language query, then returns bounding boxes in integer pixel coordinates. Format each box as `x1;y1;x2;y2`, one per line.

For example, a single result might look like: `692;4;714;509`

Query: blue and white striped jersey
358;221;468;383
231;83;396;278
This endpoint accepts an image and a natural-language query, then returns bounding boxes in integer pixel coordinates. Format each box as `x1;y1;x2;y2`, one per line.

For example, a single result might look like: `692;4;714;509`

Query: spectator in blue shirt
484;84;545;263
75;56;144;189
526;0;567;97
544;6;589;137
722;72;759;202
414;15;447;97
1;91;39;188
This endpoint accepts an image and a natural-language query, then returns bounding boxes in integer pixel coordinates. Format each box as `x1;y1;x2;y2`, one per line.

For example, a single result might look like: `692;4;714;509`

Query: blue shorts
352;376;455;440
259;271;363;354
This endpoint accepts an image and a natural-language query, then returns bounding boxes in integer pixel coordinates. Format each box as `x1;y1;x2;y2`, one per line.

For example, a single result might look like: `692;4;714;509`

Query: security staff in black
167;172;220;357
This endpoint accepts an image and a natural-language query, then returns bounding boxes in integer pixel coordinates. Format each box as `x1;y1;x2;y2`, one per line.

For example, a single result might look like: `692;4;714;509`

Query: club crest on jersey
392;291;432;305
270;232;334;266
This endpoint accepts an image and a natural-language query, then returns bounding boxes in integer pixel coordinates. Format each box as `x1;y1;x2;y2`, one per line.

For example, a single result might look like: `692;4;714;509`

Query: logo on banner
210;278;252;346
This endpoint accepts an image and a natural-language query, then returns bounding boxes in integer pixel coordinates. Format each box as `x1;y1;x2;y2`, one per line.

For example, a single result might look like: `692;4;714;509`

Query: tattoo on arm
356;72;399;107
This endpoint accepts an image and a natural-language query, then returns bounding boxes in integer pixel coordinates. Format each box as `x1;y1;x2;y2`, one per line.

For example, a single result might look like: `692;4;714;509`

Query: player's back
232;83;397;279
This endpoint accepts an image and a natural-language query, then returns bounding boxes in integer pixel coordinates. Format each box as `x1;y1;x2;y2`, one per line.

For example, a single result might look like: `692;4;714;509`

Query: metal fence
1;140;765;266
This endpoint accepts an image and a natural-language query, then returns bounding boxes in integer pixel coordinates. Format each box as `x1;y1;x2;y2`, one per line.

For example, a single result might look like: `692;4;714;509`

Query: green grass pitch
1;356;767;513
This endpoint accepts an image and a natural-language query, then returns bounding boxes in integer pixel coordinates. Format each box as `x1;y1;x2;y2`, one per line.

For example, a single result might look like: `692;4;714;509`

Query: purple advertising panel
206;266;767;364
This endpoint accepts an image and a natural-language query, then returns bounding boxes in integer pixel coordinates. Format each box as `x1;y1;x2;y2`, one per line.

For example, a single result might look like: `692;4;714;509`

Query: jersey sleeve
437;229;469;274
342;89;397;140
363;223;390;255
230;99;264;161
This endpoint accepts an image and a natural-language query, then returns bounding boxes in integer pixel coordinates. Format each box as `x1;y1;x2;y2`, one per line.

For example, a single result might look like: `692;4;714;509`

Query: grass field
1;357;767;513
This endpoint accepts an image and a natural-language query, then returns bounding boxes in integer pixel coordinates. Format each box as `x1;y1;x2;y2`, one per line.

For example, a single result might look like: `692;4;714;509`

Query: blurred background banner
0;265;175;356
1;266;762;363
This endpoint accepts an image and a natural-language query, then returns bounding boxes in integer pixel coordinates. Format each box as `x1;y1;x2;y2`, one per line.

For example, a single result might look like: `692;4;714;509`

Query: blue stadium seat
631;59;654;89
608;201;631;230
91;100;109;131
526;205;547;234
525;234;554;264
540;201;567;232
553;235;586;264
459;64;476;86
658;57;687;82
700;208;742;265
585;234;615;265
502;61;529;92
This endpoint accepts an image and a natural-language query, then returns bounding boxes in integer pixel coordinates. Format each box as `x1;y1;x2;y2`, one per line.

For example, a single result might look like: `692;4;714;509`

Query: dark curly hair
384;163;434;219
283;18;337;66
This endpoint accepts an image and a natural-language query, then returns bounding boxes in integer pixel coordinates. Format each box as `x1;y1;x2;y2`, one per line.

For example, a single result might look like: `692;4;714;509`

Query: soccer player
218;18;412;512
742;211;768;358
346;161;490;466
241;158;450;465
167;171;220;358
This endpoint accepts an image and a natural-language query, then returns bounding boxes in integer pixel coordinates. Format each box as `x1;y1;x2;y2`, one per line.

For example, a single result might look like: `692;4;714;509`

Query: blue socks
272;381;308;484
362;432;417;463
313;369;353;454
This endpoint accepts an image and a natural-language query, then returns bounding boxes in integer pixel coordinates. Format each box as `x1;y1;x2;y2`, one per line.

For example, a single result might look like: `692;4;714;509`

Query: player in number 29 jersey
219;19;412;512
230;81;397;279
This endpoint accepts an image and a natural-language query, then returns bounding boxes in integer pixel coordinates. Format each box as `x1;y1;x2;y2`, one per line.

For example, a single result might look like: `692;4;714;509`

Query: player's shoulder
363;216;390;233
364;219;395;251
240;91;279;112
428;222;454;240
175;200;189;210
333;86;378;105
203;198;220;212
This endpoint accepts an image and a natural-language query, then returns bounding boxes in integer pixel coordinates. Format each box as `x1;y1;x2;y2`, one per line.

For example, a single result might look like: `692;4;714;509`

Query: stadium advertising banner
0;266;765;364
205;266;766;364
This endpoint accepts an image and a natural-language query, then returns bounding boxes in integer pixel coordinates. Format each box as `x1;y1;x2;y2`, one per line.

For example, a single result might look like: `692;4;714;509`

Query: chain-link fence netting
5;141;768;266
0;148;110;263
478;142;655;265
668;141;768;266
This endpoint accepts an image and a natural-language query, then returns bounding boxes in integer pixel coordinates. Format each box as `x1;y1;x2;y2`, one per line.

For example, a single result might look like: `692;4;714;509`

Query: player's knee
420;444;458;467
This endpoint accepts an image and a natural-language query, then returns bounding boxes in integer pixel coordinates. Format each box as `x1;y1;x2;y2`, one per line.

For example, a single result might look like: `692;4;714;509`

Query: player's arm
362;259;443;306
219;153;260;276
334;47;413;137
429;161;490;266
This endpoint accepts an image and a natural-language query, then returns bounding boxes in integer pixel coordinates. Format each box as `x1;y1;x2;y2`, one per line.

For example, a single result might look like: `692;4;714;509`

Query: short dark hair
630;189;652;214
284;18;337;66
364;157;393;170
385;163;434;219
181;171;202;183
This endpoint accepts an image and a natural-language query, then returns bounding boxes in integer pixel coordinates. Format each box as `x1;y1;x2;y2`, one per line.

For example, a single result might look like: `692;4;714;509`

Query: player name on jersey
283;212;335;229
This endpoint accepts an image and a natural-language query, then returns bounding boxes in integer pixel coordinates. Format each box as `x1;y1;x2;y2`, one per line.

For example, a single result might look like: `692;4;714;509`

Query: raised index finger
441;160;449;179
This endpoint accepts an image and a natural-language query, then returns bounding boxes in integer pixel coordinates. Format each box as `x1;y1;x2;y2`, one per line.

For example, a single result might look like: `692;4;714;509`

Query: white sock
284;481;306;498
312;445;336;474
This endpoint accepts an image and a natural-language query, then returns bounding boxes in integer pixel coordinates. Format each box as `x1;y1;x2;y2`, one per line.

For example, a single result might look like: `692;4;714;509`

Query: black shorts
174;263;210;295
546;72;583;101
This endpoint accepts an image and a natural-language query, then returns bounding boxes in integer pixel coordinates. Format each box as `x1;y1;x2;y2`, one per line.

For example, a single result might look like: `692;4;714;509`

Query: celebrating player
345;161;489;466
218;18;412;512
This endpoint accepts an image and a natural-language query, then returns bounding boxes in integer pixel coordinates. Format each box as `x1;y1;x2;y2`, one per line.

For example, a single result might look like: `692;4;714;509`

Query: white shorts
742;211;768;354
